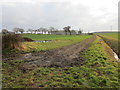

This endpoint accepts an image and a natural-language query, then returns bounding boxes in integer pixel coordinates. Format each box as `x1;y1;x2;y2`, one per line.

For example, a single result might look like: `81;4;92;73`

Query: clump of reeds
2;34;25;50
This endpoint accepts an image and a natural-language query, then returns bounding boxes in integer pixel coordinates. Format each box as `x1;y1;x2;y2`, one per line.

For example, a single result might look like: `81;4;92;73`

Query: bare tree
44;28;48;34
39;28;43;34
34;29;38;34
19;28;24;34
63;26;71;35
71;30;76;35
39;27;47;34
78;29;83;35
2;29;9;34
49;27;55;34
13;28;24;34
63;27;68;35
47;30;51;34
37;28;41;34
13;28;19;34
27;29;33;34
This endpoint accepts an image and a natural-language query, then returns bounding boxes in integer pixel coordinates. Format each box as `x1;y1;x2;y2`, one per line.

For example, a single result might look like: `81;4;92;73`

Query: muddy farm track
3;36;96;68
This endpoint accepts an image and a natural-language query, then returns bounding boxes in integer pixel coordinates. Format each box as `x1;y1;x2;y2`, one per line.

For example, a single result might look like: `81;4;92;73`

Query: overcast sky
0;0;119;32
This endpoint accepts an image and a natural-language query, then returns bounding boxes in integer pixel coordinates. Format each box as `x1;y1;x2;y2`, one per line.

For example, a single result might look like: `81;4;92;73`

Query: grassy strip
99;36;119;58
97;32;119;57
2;36;120;88
79;36;119;87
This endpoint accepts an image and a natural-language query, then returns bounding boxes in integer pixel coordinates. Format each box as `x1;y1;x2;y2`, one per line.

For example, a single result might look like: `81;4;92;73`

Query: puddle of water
33;40;52;43
113;52;120;62
110;48;120;62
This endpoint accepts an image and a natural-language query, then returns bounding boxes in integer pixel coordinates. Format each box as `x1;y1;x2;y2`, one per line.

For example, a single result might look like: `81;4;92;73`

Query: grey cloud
2;1;118;32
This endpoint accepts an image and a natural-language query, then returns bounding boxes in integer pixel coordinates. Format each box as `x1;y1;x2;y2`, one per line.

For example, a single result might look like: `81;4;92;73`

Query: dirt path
3;35;96;68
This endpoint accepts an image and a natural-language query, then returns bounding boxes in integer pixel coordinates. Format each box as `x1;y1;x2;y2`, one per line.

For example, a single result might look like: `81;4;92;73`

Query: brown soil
22;37;34;42
3;35;96;68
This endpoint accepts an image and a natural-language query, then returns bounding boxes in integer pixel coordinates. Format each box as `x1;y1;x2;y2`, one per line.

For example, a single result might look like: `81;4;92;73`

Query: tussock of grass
2;34;26;54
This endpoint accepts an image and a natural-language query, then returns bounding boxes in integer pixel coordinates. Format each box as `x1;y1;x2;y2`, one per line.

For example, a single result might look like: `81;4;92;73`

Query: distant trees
49;27;56;34
63;26;71;35
39;27;47;34
71;30;76;35
36;28;40;34
26;28;48;34
2;29;9;34
13;28;19;34
78;29;83;35
11;26;84;35
43;28;48;34
27;29;33;34
63;27;67;35
88;33;93;35
49;27;55;32
13;28;24;34
33;29;37;34
19;28;24;34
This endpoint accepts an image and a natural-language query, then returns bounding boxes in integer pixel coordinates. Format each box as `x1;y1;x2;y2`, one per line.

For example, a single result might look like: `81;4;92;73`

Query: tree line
2;26;83;35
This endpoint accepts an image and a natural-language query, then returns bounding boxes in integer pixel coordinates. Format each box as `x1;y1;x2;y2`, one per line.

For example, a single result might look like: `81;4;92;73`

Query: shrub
2;34;25;50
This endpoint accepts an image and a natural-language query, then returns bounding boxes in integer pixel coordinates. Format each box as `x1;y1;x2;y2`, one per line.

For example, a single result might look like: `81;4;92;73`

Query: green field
22;34;91;40
2;34;120;88
97;32;119;40
3;35;119;88
23;34;92;52
3;34;92;54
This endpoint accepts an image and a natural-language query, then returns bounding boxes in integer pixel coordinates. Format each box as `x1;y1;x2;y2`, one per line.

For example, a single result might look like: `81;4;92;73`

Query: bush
2;34;25;50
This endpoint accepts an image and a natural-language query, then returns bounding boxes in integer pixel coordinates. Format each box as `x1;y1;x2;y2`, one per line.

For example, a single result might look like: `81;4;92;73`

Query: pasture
22;34;91;40
2;33;120;88
23;34;92;52
97;32;119;40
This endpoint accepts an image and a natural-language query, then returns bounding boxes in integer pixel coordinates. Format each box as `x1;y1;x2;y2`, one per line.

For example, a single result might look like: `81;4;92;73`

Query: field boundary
98;35;119;58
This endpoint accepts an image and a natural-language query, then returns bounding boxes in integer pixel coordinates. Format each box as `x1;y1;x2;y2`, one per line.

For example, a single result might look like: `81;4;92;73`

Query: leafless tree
78;29;83;35
34;29;38;34
13;28;24;34
63;26;71;35
71;30;76;35
63;27;67;35
19;28;24;34
37;28;41;34
27;29;33;34
13;28;19;34
39;27;47;34
44;28;48;34
2;29;9;34
49;27;56;34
